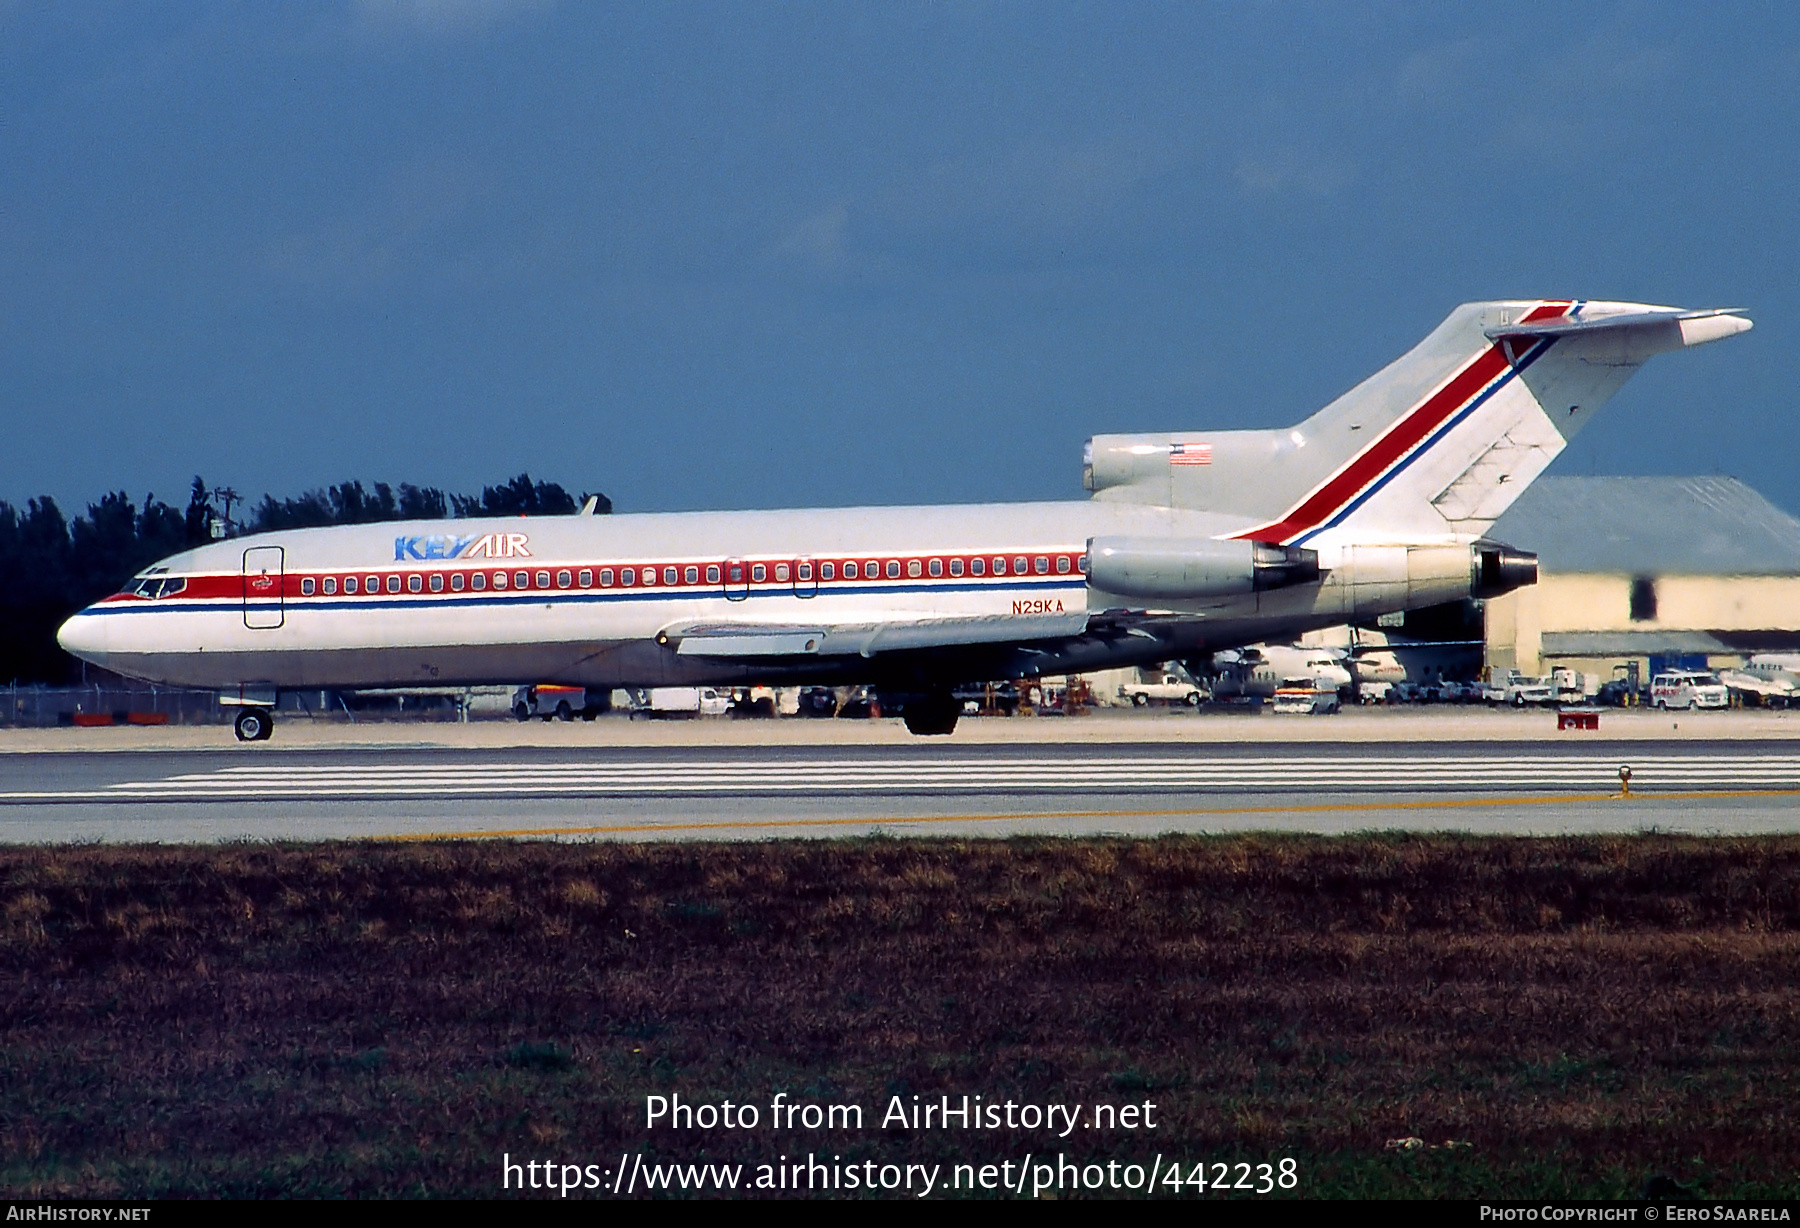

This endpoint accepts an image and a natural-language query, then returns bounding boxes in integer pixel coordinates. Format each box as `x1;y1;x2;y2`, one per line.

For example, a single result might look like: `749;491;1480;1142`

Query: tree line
0;474;608;684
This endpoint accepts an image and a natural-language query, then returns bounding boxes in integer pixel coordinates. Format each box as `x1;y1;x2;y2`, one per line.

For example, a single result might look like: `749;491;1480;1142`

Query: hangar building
1483;476;1800;680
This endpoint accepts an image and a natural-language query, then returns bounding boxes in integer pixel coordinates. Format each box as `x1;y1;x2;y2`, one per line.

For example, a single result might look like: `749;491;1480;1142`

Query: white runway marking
8;753;1800;801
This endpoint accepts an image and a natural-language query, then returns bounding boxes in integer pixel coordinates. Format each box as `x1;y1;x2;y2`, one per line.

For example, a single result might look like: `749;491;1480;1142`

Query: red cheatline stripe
1232;301;1571;543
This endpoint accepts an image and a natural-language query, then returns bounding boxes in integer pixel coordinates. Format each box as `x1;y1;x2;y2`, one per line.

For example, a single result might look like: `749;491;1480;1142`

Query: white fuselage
57;499;1482;694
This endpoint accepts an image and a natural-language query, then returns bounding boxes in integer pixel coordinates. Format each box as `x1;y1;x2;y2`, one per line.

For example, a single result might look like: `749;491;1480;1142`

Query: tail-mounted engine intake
1470;540;1538;598
1087;536;1320;600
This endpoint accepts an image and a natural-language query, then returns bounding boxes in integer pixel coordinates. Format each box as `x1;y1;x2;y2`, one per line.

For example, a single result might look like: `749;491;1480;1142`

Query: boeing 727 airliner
57;299;1752;739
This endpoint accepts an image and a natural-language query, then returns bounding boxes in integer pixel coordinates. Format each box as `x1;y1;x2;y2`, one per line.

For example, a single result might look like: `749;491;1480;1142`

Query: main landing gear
234;707;275;742
901;692;961;737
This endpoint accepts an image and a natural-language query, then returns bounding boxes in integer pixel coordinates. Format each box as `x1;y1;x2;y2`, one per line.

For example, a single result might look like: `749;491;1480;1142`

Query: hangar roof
1490;476;1800;576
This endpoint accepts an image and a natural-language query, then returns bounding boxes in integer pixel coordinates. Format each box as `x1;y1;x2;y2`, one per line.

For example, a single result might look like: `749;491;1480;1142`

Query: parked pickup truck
628;687;731;718
1120;672;1205;707
1484;671;1556;707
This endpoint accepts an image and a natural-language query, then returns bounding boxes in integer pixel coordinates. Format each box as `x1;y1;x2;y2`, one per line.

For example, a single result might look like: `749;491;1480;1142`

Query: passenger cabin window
367;575;380;592
797;562;813;581
752;564;767;582
886;560;901;579
534;571;550;589
1056;555;1071;574
705;565;720;584
1034;556;1049;574
493;572;508;590
430;573;444;592
949;558;964;577
663;566;677;586
451;573;465;592
775;563;790;582
387;575;401;594
557;570;572;588
599;569;614;586
322;577;337;595
907;560;922;578
516;571;531;589
1014;556;1028;575
344;576;358;594
928;558;942;577
971;558;985;577
472;572;486;591
621;568;634;586
408;574;423;593
578;569;593;587
991;558;1006;576
301;578;315;596
842;561;857;579
684;566;699;584
821;562;835;580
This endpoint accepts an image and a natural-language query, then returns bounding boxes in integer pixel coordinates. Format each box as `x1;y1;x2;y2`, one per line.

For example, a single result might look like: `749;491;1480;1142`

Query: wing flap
663;609;1088;658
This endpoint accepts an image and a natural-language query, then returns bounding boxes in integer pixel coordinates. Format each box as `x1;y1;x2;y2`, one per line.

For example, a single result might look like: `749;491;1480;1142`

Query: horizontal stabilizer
1486;307;1751;347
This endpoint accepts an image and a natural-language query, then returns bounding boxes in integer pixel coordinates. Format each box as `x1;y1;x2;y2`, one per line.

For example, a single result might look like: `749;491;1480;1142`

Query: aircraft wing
660;610;1088;658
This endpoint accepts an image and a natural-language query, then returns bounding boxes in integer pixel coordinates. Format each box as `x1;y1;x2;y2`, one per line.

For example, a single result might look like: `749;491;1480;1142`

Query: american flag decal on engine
1170;442;1212;466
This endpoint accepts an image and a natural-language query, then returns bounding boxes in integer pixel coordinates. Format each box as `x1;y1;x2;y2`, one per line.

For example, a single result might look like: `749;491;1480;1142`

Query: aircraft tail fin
1086;300;1751;545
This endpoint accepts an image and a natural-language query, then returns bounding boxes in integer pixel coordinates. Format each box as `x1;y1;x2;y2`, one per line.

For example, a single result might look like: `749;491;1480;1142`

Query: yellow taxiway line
372;787;1800;842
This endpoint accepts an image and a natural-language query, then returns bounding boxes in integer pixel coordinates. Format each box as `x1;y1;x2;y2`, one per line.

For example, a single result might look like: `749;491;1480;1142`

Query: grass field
2;834;1797;1198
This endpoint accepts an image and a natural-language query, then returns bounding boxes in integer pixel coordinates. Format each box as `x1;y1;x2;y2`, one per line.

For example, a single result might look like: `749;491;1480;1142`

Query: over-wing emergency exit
57;299;1752;739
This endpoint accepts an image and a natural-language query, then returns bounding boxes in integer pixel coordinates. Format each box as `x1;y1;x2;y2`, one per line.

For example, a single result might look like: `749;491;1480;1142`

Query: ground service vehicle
1273;681;1341;714
631;687;730;718
1651;671;1729;711
57;300;1751;741
512;684;610;721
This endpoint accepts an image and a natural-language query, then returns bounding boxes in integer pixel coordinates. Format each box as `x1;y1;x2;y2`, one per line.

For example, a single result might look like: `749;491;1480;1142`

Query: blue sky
3;2;1796;515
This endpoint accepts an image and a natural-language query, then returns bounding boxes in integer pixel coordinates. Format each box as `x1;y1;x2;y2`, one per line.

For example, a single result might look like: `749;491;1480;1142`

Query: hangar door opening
243;546;285;629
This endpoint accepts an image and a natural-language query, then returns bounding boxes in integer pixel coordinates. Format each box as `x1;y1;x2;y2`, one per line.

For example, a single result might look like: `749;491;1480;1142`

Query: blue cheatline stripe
1291;337;1555;547
79;577;1090;618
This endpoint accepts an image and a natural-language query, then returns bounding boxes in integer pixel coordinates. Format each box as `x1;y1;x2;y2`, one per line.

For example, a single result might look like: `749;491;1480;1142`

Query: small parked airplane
58;299;1751;739
1206;645;1355;698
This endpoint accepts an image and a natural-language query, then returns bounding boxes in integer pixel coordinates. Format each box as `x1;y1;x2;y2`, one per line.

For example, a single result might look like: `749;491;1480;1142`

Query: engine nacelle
1087;536;1320;600
1471;540;1538;598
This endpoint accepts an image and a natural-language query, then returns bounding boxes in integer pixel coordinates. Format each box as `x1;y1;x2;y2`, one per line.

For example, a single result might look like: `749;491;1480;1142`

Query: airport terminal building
1483;476;1800;681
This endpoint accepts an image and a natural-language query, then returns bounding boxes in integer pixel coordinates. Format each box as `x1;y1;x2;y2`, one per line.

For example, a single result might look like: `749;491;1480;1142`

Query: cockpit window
127;575;187;599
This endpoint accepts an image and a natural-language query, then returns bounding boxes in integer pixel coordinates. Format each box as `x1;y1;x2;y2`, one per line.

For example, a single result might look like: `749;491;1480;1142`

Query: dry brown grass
1;834;1797;1197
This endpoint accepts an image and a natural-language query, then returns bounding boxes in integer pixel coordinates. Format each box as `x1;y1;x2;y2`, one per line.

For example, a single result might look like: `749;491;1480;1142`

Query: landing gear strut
901;692;960;736
234;707;274;742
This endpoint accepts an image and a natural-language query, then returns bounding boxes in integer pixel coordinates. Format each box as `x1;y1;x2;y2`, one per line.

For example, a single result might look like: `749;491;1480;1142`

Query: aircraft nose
56;610;110;667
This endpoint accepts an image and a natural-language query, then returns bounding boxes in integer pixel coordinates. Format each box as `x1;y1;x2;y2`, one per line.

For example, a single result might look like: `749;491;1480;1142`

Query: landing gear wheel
234;708;273;742
902;693;960;736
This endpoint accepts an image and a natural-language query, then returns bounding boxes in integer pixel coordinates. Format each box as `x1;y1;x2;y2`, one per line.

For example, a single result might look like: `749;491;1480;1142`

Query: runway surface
5;740;1800;842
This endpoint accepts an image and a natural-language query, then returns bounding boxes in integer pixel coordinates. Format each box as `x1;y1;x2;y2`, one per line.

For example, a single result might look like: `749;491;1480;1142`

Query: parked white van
1650;671;1729;711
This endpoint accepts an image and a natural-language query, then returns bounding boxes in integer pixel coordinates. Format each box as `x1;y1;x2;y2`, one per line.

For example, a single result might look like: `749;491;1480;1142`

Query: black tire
1184;692;1201;706
580;707;600;721
1131;692;1149;707
902;694;960;736
514;702;532;722
555;700;574;722
1512;694;1525;708
234;708;272;742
